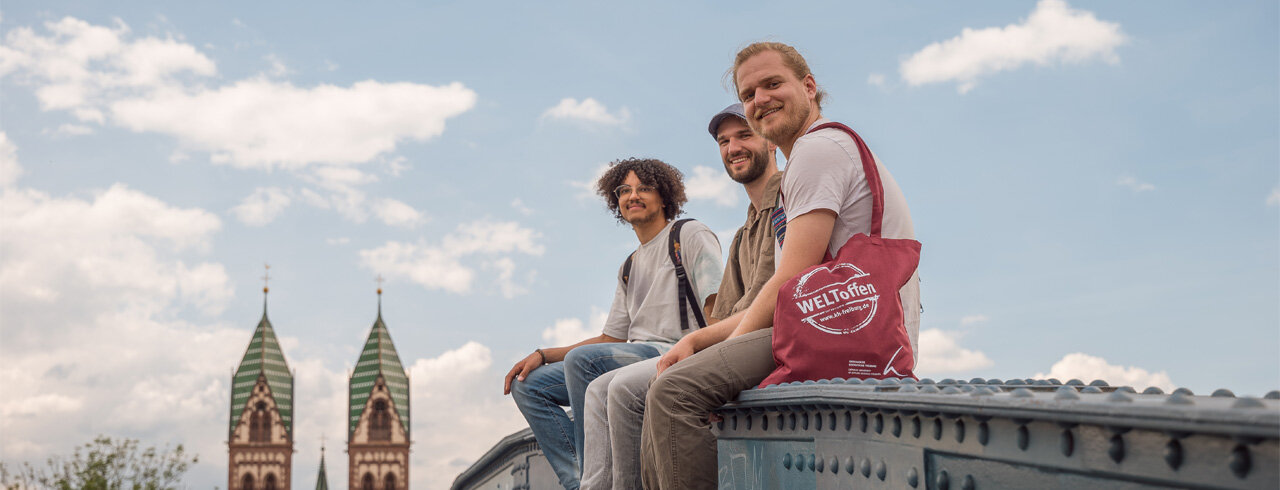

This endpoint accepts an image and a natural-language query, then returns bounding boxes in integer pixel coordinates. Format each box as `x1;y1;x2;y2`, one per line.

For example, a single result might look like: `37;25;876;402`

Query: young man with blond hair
640;42;921;490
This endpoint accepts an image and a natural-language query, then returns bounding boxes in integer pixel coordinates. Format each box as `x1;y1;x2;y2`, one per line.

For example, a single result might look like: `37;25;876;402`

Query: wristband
535;348;547;365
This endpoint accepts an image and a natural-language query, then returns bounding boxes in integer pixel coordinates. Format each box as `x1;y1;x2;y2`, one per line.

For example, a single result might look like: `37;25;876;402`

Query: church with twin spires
227;277;411;490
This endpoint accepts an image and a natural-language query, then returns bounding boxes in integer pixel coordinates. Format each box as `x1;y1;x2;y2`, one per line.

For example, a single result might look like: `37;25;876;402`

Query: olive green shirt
710;172;783;320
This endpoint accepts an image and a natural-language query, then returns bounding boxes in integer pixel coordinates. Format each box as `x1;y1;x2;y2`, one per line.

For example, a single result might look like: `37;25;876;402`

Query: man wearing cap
579;104;782;490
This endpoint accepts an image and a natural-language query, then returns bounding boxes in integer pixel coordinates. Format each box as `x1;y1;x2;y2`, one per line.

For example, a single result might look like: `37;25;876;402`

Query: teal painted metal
229;299;293;438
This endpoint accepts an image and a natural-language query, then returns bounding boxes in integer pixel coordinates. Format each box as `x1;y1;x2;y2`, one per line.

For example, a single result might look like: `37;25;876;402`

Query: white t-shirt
776;118;922;355
602;219;724;346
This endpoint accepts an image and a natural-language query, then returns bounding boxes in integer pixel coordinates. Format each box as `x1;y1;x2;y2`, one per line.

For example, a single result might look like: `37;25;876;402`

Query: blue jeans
510;342;661;490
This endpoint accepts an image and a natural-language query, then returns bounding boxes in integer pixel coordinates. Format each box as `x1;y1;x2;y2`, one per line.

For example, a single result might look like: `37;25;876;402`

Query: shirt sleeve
782;133;856;221
710;227;747;320
680;222;723;307
600;261;632;340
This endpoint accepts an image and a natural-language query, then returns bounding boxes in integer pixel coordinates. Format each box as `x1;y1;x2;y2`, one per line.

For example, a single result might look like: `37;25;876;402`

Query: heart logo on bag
791;262;879;335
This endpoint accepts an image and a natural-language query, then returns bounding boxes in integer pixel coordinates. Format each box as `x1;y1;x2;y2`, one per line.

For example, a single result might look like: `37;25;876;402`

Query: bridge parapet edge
713;377;1279;489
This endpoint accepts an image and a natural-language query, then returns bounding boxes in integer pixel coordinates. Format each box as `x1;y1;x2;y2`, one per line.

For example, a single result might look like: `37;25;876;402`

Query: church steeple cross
376;274;385;295
262;264;272;294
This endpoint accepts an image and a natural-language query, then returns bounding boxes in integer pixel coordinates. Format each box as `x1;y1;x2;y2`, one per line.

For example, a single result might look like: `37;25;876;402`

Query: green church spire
348;284;410;438
314;442;329;490
229;273;294;438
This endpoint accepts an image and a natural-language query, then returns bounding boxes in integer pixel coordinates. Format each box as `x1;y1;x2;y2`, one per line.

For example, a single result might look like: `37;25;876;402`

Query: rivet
1265;390;1280;400
907;467;920;487
1017;425;1030;451
893;416;903;437
1011;388;1034;398
1106;391;1133;403
1034;379;1052;386
1172;387;1194;396
1212;388;1236;398
782;453;792;470
1164;439;1183;470
955;420;966;443
883;377;901;385
912;416;922;438
1060;429;1074;457
942;386;963;395
829;457;838;474
875;414;884;434
860;458;871;478
921;385;941;394
978;422;990;446
847;378;863;384
933;418;943;440
1143;387;1164;395
860;413;868;432
1115;386;1136;394
1089;379;1109;387
1109;434;1125;463
1233;397;1266;409
936;470;951;490
844;456;855;475
1081;386;1103;394
961;474;976;490
1005;378;1025;385
941;378;957;385
987;379;1004;385
1066;378;1084;386
1229;445;1251;479
1055;386;1080;401
818;378;833;384
1165;392;1195;406
901;377;918;384
815;455;824;473
875;460;887;481
971;386;994;397
1048;378;1062;385
920;378;936;384
969;377;985;384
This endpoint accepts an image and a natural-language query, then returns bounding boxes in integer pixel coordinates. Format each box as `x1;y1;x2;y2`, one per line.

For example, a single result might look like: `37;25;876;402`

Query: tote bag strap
806;122;885;237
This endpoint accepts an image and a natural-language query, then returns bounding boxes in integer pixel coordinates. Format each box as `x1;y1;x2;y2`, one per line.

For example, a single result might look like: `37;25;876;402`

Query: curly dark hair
595;157;688;223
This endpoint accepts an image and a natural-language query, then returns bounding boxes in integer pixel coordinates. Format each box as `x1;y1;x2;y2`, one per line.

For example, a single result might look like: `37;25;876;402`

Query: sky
0;1;1276;488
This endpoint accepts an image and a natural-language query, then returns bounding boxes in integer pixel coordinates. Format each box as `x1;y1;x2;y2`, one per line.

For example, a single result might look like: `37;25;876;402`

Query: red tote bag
759;122;921;387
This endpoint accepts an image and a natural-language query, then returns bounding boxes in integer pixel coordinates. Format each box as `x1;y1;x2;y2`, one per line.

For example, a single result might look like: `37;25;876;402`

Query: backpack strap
669;219;708;331
621;252;635;287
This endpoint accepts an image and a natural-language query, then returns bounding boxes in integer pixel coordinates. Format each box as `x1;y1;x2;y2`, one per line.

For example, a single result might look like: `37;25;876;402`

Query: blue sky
1;1;1276;488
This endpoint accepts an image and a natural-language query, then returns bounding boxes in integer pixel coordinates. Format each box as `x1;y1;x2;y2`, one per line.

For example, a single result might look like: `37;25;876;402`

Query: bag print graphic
792;263;879;335
760;121;922;387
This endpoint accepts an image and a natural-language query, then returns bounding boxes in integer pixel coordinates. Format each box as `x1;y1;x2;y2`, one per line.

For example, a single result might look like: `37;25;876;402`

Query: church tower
347;286;411;490
314;443;330;490
228;275;294;490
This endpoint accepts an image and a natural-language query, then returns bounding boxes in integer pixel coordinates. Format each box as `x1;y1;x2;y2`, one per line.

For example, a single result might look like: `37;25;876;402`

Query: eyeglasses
614;184;656;199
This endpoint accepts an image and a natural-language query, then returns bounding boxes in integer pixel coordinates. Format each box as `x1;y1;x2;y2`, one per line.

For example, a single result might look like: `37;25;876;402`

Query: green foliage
0;436;197;490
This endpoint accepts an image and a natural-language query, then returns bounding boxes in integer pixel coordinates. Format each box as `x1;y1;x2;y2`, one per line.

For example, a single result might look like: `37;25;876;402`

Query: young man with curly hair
502;158;723;490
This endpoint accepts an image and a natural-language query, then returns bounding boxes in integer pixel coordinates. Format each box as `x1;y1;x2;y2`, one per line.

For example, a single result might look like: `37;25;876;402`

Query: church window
361;473;375;490
250;401;270;442
370;399;392;440
242;473;255;490
384;473;396;490
264;473;277;490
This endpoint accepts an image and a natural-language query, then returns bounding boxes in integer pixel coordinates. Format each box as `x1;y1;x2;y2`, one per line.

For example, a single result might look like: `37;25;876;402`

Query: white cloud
569;163;610;199
915;328;994;376
685;165;740;207
0;158;244;476
511;198;534;216
1266;187;1279;207
959;314;989;326
373;197;425;229
326;237;350;245
487;257;532;299
406;342;527;490
0;132;20;187
1116;174;1155;193
541;309;610;346
359;220;544;295
867;73;886;87
541;97;630;127
49;123;94;135
110;78;476;170
1034;353;1174;391
230;186;292;226
900;0;1126;93
263;53;290;77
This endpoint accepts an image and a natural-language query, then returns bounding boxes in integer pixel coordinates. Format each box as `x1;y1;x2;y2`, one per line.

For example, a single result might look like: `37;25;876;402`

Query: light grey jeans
581;356;661;490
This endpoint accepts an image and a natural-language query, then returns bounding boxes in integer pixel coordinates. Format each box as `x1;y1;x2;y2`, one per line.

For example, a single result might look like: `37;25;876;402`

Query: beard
749;100;811;147
723;147;770;184
623;200;662;226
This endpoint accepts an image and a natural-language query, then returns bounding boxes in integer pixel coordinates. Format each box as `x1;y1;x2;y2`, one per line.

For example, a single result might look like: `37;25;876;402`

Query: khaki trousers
639;328;775;490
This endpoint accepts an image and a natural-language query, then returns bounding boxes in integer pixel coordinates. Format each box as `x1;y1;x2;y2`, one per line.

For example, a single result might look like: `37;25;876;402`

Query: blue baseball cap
708;103;747;139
